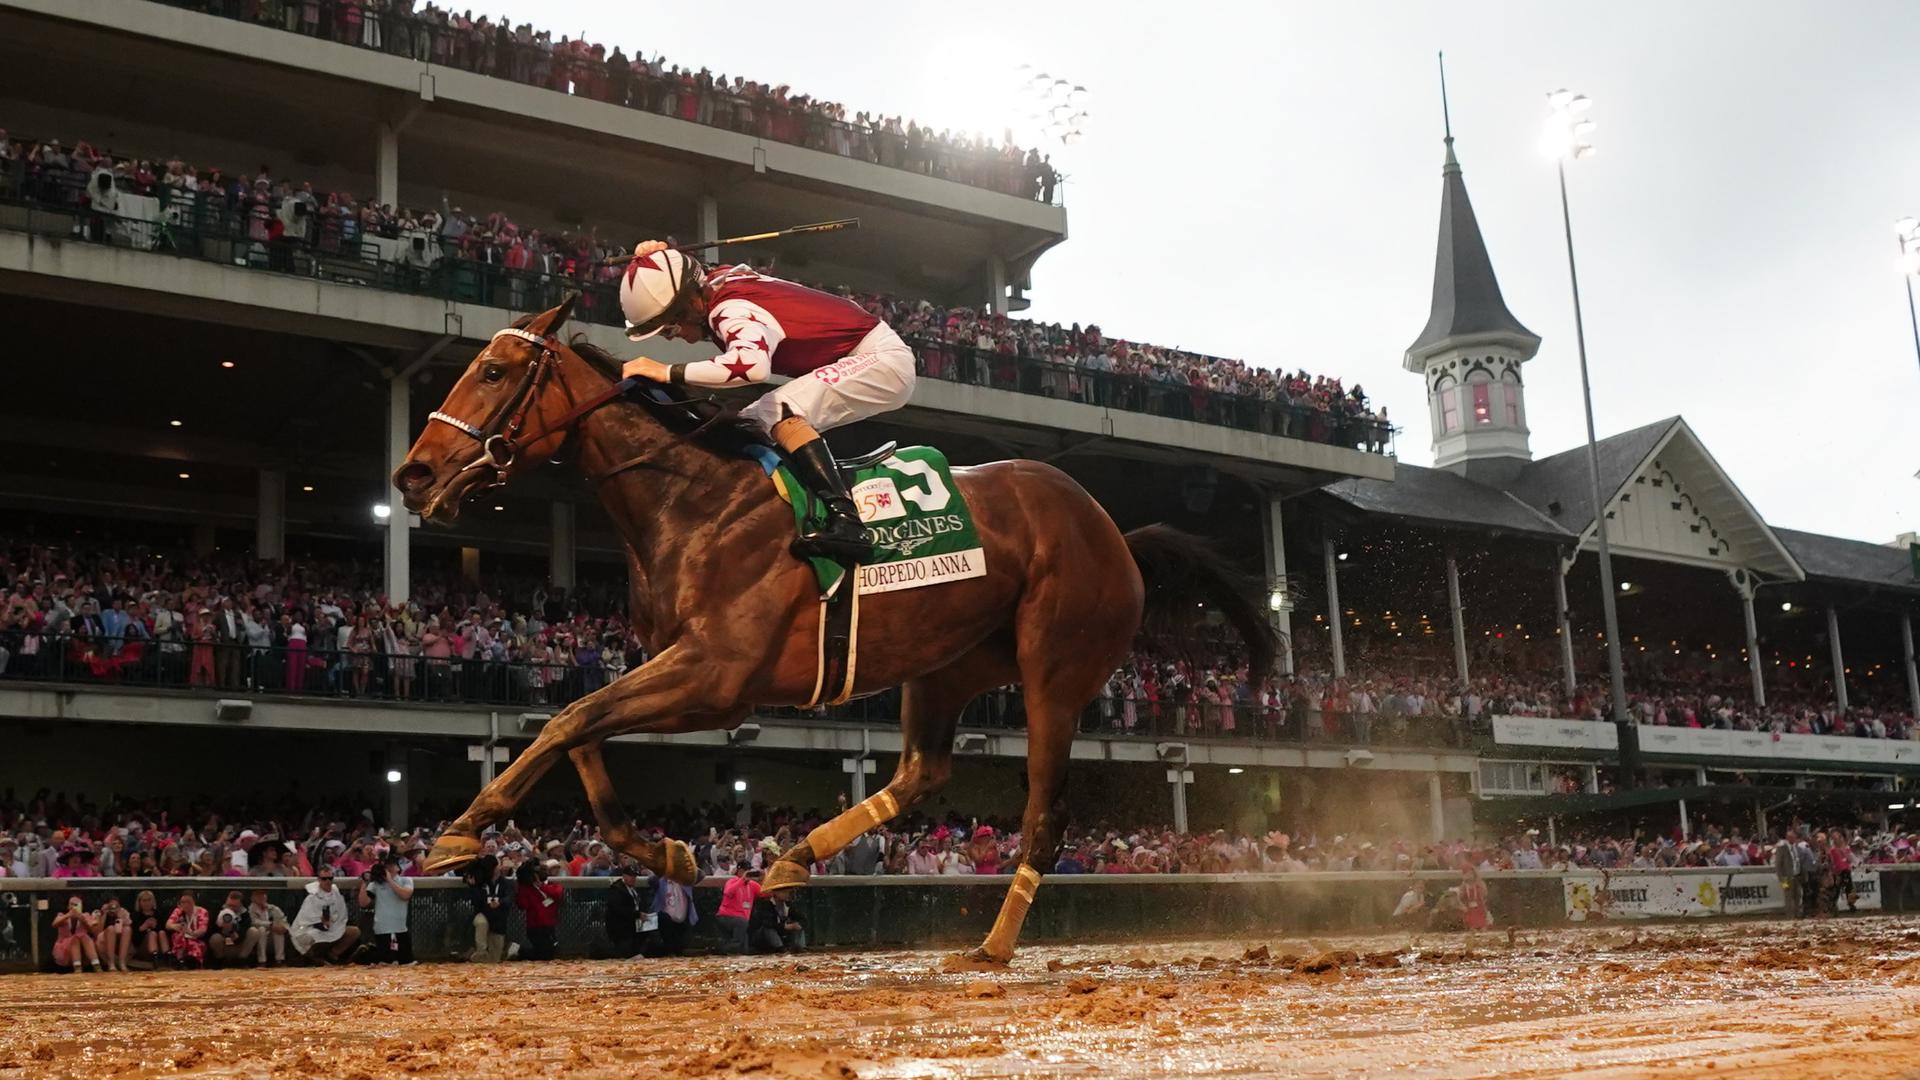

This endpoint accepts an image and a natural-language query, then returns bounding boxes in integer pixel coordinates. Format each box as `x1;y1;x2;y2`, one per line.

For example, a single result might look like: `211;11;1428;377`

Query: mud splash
2;916;1919;1078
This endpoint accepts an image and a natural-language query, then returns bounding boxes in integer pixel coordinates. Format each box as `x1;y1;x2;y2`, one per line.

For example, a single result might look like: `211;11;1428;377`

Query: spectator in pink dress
167;891;211;968
284;616;307;691
51;895;103;973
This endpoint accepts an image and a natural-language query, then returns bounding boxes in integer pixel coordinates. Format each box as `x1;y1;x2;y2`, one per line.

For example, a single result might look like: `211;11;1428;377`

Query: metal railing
906;335;1395;453
0;635;1468;749
0;190;621;320
0;189;1394;453
139;0;1064;206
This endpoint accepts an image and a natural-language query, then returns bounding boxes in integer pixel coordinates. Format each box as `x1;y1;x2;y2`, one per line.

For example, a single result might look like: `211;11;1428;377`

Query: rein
428;327;737;490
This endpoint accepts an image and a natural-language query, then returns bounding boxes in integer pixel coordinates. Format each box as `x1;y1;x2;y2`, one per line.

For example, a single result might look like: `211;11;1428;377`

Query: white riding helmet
618;248;698;341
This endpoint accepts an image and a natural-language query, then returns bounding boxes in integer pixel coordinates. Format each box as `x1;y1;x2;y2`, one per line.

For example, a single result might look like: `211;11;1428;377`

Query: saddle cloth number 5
882;454;951;513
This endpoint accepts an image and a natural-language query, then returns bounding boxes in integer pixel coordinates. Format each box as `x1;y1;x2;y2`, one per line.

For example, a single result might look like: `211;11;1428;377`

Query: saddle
746;440;984;710
837;440;897;477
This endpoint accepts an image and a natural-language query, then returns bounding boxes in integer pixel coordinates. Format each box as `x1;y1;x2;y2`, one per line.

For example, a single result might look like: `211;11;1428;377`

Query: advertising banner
1563;870;1784;920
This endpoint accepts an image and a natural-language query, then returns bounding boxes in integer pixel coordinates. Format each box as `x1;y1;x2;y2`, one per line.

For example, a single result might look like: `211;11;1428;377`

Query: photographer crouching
356;850;416;964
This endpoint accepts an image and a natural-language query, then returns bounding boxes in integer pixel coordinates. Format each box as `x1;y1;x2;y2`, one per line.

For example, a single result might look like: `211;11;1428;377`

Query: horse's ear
542;294;578;337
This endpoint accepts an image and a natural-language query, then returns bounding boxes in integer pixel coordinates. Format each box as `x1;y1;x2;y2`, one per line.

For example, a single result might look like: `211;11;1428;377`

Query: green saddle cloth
774;446;986;598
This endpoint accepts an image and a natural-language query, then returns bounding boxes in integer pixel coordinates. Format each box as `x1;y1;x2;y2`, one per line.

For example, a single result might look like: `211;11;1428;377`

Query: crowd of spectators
10;787;1915;885
152;0;1060;202
4;530;1913;744
0;535;643;708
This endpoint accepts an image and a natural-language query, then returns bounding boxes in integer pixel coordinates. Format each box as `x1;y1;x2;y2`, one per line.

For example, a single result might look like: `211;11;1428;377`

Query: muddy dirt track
5;916;1920;1079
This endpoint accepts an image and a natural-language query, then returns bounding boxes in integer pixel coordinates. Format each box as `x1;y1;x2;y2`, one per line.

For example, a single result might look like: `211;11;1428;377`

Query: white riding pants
741;323;916;433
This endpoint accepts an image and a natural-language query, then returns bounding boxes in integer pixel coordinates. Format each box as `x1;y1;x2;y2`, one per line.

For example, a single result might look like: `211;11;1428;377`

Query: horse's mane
566;337;771;458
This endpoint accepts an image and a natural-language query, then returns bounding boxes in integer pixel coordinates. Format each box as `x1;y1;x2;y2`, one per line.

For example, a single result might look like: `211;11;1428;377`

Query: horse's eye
482;365;505;384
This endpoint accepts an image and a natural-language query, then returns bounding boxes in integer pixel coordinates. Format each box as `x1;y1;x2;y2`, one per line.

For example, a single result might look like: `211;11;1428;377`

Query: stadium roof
1320;464;1571;540
1317;415;1920;590
1775;528;1920;595
1504;416;1679;536
1404;137;1540;367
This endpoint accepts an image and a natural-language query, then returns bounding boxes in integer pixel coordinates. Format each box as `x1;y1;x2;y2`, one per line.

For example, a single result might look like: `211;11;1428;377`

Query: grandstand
1;0;1916;857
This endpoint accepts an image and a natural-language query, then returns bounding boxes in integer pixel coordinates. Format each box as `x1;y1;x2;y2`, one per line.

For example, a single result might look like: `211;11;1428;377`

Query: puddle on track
3;916;1920;1078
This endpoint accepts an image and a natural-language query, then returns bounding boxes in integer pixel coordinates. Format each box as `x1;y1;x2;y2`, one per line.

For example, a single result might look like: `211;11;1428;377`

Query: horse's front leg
568;734;740;884
424;645;730;873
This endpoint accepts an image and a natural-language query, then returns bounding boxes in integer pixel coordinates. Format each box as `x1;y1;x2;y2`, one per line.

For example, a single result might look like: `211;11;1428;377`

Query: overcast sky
499;0;1919;545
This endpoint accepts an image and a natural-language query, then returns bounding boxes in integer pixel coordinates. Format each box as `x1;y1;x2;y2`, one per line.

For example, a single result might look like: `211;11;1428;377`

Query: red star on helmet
622;252;661;290
720;356;756;382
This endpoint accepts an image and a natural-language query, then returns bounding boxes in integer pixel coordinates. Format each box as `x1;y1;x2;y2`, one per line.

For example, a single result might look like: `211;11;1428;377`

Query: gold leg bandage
980;864;1045;961
802;788;901;861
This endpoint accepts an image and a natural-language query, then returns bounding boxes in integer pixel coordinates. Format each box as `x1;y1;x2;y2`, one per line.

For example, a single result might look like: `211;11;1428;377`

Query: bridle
428;326;640;485
425;325;730;496
428;327;565;478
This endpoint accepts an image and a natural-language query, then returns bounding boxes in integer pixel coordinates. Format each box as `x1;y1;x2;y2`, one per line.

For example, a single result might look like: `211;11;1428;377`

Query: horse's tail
1125;524;1280;678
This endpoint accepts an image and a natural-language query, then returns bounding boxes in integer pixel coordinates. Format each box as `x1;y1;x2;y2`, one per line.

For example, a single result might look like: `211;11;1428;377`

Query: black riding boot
783;437;875;564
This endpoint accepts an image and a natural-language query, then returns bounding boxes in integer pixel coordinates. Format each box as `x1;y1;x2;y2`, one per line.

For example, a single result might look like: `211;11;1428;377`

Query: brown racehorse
392;300;1275;962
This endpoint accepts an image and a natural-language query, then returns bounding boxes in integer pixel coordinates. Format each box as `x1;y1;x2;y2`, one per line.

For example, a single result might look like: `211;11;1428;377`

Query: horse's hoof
761;860;811;895
662;839;700;885
423;833;484;875
942;947;1012;973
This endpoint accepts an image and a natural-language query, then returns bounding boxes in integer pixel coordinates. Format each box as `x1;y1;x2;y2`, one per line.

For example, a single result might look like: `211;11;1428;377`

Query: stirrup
792;505;874;564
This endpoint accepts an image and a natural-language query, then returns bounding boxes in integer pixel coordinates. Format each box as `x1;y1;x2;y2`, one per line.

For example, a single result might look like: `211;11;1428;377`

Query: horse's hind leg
569;737;728;885
764;641;1015;895
967;585;1136;963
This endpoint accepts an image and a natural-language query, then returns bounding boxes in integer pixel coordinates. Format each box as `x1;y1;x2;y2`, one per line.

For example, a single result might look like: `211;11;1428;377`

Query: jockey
617;240;915;564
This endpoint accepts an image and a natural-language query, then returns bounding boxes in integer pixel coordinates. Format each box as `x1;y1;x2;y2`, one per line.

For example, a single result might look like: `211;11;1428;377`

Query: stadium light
1781;601;1794;612
733;779;748;793
1227;767;1245;775
385;768;403;784
1544;87;1630;730
372;503;392;521
1895;216;1920;376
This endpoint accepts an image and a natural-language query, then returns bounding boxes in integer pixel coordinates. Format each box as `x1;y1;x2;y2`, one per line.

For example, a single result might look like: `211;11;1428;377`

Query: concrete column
1740;585;1766;707
550;502;577;590
1678;798;1691;842
1167;768;1191;834
384;375;411;603
843;757;872;803
1826;605;1849;711
255;469;286;563
1553;552;1576;696
1427;773;1445;842
1445;547;1469;687
1903;615;1920;723
984;255;1008;315
459;547;480;582
480;713;502;787
375;122;400;209
1322;537;1345;678
1546;816;1557;848
697;194;719;249
1260;495;1295;675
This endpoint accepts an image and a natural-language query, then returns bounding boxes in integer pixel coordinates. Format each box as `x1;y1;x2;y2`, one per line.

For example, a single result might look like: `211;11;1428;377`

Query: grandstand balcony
0;0;1065;308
